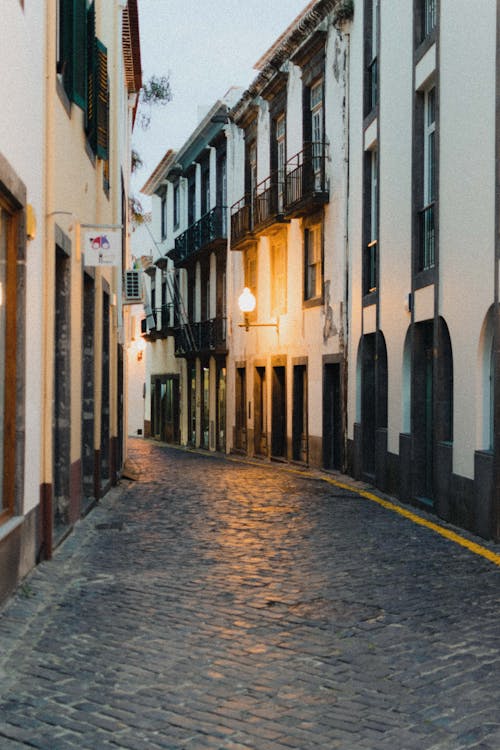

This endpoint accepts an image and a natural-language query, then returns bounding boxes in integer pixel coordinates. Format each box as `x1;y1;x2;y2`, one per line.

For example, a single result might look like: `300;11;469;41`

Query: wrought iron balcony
173;317;227;356
141;305;175;340
230;194;254;250
253;171;287;234
171;205;227;264
284;141;329;217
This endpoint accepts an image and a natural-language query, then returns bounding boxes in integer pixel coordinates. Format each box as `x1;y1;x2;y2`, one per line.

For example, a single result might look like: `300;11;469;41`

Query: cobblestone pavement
1;439;500;750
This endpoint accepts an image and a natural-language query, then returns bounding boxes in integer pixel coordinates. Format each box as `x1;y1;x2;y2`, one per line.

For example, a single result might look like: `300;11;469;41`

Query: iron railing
230;194;253;246
284;141;328;211
173;317;227;356
174;205;226;262
254;171;285;231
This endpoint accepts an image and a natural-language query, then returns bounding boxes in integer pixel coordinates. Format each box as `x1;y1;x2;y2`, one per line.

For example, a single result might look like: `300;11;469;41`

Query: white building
0;0;142;605
0;0;46;601
346;0;500;540
226;0;351;466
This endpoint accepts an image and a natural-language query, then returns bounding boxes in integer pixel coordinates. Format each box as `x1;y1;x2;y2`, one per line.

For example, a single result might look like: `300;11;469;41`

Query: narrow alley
0;439;499;750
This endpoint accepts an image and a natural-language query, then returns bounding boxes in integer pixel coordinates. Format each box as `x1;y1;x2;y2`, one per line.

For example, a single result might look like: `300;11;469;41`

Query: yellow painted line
224;453;500;568
167;445;500;567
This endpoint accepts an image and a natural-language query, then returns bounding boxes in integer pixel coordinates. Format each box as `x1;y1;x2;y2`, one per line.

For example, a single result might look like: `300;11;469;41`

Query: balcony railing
173;205;227;263
284;141;328;215
173;317;227;356
419;203;435;271
230;194;253;248
140;305;174;339
254;171;285;232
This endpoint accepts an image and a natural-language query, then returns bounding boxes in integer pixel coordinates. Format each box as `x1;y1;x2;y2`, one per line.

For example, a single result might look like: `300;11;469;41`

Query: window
276;115;286;212
304;223;322;301
364;0;379;116
161;193;167;240
201;166;210;216
271;238;287;317
173;183;180;229
310;80;324;190
417;0;437;44
364;149;378;294
58;0;87;109
419;86;436;271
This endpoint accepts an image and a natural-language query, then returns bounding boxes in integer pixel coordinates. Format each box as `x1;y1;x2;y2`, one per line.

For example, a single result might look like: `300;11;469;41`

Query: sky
132;0;310;199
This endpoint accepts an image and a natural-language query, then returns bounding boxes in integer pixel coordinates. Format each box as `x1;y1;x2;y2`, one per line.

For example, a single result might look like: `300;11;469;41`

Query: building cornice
230;0;341;125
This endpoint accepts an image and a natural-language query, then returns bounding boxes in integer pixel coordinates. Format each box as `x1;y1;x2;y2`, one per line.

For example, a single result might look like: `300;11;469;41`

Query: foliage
138;74;172;130
129;195;145;226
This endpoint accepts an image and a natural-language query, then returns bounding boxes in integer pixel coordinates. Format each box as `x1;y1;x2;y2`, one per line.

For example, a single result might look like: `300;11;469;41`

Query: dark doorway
361;334;376;478
163;376;180;444
414;321;434;501
188;363;196;446
323;362;343;470
271;365;286;458
81;273;95;512
216;365;226;452
292;365;308;462
201;365;209;449
254;366;267;456
235;366;247;451
53;246;71;542
100;291;110;490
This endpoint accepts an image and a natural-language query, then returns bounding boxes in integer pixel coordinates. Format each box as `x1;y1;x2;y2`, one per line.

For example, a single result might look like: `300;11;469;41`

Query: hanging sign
84;231;121;267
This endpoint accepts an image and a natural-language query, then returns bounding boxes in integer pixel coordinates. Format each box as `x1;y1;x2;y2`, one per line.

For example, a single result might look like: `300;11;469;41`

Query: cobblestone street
0;439;499;749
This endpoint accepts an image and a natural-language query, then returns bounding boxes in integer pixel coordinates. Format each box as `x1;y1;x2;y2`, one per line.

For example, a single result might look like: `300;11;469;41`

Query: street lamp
237;287;278;332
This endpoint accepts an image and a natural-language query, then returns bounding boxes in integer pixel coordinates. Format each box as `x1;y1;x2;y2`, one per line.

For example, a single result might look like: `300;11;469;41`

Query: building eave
141;149;177;196
230;0;340;125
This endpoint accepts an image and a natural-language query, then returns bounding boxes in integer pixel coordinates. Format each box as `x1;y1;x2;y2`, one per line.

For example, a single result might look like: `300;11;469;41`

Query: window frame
304;220;323;304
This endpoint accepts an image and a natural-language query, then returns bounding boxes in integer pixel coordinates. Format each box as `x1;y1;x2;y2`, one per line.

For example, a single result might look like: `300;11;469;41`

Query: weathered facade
139;0;500;542
0;0;141;605
226;1;350;467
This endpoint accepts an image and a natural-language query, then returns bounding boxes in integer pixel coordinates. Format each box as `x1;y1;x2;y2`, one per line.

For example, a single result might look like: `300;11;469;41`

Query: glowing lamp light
238;287;256;314
237;287;278;333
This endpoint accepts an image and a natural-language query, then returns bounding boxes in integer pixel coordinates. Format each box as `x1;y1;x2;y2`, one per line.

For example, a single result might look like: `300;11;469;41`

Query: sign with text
84;231;121;267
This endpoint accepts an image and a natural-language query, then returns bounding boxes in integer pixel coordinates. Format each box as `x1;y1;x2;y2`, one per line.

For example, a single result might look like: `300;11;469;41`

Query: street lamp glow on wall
238;287;278;332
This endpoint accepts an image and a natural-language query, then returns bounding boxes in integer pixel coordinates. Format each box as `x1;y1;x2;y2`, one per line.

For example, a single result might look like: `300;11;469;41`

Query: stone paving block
0;440;500;749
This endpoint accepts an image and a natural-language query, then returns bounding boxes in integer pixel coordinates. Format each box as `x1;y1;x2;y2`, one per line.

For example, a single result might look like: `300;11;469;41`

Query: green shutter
96;40;109;161
60;0;74;99
72;0;87;109
85;2;97;151
59;0;86;108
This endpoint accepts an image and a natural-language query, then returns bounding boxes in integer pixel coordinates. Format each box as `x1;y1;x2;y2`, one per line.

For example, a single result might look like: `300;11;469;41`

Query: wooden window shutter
85;2;97;151
59;0;87;108
96;40;109;161
72;0;87;109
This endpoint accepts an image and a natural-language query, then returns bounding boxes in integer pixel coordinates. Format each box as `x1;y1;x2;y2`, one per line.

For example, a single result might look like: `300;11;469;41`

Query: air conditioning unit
124;269;142;302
